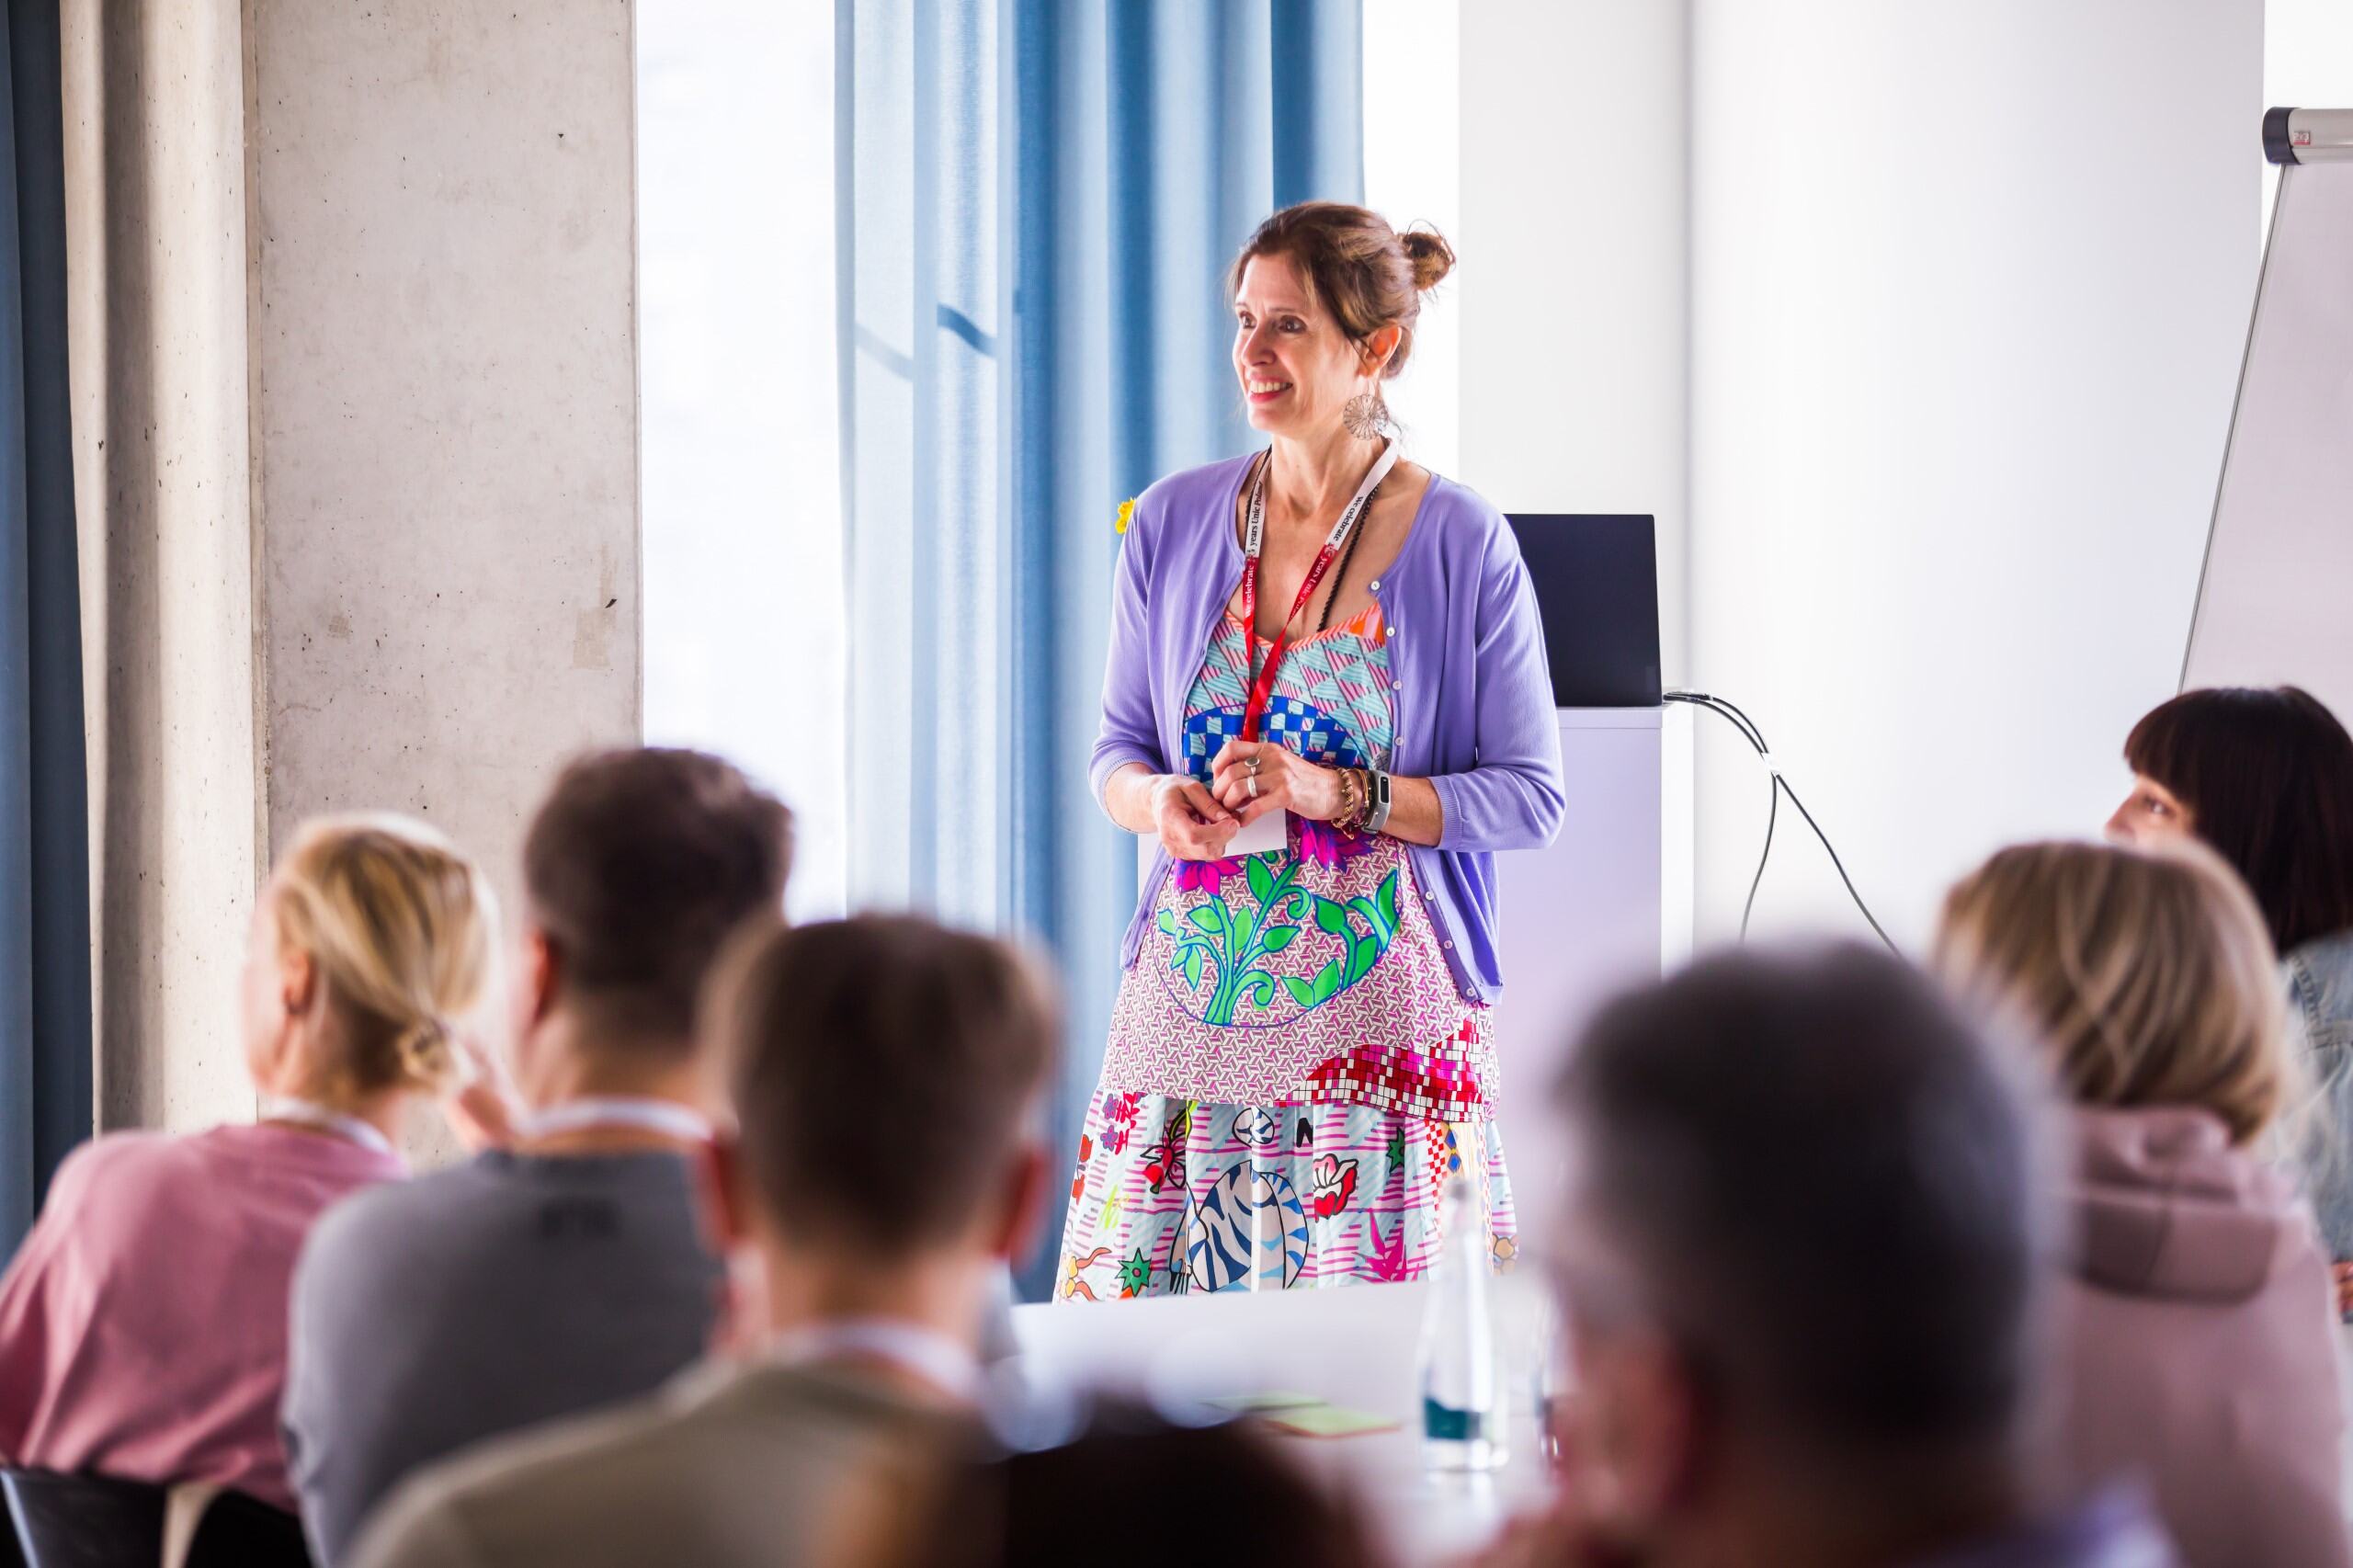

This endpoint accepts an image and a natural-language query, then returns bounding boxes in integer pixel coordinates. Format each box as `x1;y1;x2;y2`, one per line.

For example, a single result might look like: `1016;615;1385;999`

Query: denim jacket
2284;928;2353;1259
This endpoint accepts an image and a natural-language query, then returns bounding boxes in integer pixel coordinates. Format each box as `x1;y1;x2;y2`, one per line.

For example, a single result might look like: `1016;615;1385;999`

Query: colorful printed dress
1059;600;1517;1301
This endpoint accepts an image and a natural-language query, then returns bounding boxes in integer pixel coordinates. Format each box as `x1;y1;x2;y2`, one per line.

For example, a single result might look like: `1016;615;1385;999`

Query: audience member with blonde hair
1936;838;2348;1568
0;813;496;1533
284;747;792;1563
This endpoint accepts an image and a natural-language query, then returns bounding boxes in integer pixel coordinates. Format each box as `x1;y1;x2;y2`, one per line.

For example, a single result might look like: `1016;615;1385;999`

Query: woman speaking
1062;203;1565;1301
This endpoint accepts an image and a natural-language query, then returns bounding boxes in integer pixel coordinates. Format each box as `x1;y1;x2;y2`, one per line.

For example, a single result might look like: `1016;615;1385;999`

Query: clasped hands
1151;740;1347;861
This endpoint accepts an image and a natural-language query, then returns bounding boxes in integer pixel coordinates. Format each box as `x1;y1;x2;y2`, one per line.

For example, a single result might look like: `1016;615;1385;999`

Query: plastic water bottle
1418;1176;1505;1471
1530;1286;1572;1471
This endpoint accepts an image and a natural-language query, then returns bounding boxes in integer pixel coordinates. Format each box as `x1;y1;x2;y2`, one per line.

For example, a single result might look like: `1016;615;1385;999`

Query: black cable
1778;773;1895;950
1742;766;1778;938
1663;693;1775;937
1663;690;1894;951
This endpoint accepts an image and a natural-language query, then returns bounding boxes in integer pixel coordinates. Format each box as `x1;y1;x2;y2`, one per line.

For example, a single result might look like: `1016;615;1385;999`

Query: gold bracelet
1336;767;1367;833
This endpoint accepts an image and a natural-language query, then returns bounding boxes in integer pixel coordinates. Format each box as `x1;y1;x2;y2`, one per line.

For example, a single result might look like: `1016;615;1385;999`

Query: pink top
0;1123;404;1512
2058;1105;2350;1568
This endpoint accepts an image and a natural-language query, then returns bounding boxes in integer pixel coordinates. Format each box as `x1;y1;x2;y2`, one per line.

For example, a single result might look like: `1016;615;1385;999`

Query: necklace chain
1249;448;1387;636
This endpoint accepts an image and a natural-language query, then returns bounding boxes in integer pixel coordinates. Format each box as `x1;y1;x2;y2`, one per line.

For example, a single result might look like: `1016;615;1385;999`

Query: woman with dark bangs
2108;685;2353;1276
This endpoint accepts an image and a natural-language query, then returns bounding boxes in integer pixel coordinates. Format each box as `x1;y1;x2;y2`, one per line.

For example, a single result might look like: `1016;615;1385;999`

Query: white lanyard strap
258;1096;397;1159
1243;437;1400;563
514;1096;717;1145
772;1317;983;1403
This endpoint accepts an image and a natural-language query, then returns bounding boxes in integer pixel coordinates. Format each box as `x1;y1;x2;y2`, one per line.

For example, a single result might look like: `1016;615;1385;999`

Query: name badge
1224;809;1287;858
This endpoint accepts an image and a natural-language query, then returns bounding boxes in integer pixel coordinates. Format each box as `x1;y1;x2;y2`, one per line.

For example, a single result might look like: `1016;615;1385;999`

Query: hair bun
1399;227;1455;292
392;1014;460;1095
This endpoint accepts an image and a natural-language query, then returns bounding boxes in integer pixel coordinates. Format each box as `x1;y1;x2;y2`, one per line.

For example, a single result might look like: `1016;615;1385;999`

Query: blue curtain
837;0;1361;1297
0;0;91;1248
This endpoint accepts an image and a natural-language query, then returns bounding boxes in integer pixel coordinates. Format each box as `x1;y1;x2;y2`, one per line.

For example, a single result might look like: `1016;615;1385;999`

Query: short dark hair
714;915;1058;1254
523;747;793;1046
1556;945;2046;1465
874;1406;1388;1568
2124;685;2353;954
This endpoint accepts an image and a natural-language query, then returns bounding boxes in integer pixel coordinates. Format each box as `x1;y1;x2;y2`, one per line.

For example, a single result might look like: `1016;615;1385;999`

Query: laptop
1504;513;1662;709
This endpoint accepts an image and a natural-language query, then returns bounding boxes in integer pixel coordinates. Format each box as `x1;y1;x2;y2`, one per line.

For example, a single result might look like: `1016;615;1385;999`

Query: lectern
1492;515;1685;1254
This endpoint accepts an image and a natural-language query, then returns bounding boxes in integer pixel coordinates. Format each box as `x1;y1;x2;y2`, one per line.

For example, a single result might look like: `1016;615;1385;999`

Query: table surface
1011;1278;1552;1565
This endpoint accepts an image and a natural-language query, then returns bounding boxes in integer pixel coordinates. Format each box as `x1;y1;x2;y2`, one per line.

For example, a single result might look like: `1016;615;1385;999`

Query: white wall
2265;0;2353;230
1458;0;1689;685
2268;0;2353;101
1363;0;1461;482
1688;0;2260;947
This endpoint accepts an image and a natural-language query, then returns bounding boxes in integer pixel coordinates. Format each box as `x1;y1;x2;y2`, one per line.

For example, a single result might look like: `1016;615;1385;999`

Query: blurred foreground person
1477;946;2177;1568
844;1404;1391;1568
285;748;791;1562
1938;840;2347;1568
0;815;495;1536
349;915;1057;1568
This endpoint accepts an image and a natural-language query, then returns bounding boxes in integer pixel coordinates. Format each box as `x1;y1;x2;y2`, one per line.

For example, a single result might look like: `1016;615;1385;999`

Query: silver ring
1245;756;1262;776
1246;775;1259;799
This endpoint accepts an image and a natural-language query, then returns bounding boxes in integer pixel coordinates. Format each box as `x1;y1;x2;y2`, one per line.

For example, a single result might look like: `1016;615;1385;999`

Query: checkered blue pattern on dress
1178;613;1392;782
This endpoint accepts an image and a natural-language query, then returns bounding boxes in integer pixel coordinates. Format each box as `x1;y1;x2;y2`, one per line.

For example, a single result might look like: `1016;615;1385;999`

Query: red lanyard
1236;442;1400;741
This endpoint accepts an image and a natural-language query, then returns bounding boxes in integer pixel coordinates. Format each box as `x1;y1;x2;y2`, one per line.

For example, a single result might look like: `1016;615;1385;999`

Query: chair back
0;1471;310;1568
2;1471;162;1568
181;1489;309;1568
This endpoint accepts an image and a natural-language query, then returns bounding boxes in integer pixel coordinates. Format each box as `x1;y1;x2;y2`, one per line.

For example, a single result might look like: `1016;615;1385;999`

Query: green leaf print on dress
1157;857;1402;1026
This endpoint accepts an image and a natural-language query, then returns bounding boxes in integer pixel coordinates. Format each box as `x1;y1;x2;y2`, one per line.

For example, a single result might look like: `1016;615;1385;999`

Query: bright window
638;1;848;918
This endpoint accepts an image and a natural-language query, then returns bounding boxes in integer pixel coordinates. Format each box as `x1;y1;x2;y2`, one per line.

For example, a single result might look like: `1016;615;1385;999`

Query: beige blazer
347;1357;967;1568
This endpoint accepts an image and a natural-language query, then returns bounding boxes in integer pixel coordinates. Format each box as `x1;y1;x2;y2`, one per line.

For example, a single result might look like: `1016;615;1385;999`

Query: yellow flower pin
1115;497;1137;535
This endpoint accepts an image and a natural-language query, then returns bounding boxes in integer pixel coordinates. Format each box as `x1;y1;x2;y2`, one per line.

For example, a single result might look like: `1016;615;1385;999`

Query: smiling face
1232;252;1384;440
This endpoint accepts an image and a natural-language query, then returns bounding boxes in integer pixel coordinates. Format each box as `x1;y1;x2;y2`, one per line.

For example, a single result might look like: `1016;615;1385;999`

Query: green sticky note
1259;1402;1401;1438
1204;1390;1324;1414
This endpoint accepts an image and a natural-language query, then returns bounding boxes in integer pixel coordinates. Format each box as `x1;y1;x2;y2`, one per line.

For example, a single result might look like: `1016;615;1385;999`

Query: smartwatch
1362;768;1393;835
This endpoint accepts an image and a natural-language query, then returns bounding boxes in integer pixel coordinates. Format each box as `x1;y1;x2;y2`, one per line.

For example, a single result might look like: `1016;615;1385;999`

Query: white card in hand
1224;810;1287;858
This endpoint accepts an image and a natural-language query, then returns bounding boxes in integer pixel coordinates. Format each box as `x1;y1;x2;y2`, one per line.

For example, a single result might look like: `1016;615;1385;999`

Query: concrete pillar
64;1;642;1132
63;0;262;1131
245;1;642;922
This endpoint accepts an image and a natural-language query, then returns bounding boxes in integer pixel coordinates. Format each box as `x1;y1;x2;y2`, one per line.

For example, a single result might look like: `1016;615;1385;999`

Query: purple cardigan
1091;452;1566;1004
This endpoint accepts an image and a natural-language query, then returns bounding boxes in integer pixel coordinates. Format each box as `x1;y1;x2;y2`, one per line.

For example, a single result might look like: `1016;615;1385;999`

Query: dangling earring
1342;386;1390;441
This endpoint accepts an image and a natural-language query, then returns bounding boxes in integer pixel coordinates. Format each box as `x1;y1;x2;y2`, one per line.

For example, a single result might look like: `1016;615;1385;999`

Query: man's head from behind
709;915;1059;1317
514;747;793;1083
1551;944;2050;1566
